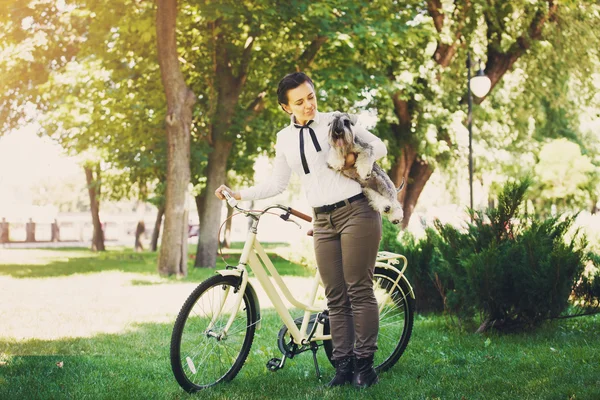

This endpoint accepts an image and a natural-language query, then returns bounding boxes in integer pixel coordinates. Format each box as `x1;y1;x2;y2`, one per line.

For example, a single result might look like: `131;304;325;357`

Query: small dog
326;112;405;225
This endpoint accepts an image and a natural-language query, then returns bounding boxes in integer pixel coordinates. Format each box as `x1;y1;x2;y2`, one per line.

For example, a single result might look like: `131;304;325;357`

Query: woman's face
281;81;317;125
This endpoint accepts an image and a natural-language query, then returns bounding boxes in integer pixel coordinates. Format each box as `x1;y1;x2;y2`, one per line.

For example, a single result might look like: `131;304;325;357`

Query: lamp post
467;52;491;213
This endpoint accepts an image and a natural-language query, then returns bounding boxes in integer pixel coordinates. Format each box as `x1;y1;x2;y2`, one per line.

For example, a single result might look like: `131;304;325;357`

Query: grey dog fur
326;112;404;224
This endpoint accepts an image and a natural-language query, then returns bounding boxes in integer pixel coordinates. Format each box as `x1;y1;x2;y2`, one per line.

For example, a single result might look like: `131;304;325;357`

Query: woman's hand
343;153;357;170
215;185;241;200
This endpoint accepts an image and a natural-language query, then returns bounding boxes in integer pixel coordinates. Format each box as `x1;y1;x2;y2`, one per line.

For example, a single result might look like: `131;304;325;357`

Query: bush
379;219;444;313
434;179;591;330
381;179;599;332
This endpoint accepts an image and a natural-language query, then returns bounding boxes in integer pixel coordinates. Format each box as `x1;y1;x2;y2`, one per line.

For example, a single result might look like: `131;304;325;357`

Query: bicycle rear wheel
170;275;258;392
321;267;414;371
373;267;414;372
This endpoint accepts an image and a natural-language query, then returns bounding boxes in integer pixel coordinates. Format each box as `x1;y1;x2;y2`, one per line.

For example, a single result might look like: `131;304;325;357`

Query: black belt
313;193;365;214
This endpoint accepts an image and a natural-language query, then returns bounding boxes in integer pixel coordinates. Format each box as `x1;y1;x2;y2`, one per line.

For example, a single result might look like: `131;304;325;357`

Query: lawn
0;246;598;399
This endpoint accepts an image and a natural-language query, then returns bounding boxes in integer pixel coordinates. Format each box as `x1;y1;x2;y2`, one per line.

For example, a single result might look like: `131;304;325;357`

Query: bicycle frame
216;222;330;346
212;191;413;348
213;225;414;350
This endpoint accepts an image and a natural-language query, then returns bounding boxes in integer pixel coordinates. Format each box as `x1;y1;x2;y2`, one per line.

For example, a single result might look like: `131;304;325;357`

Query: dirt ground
0;251;322;341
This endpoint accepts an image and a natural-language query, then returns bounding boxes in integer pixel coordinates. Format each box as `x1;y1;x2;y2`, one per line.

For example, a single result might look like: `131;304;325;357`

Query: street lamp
467;51;491;213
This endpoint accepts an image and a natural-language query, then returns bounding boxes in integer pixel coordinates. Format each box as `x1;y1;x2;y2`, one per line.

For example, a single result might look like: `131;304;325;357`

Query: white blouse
239;111;387;208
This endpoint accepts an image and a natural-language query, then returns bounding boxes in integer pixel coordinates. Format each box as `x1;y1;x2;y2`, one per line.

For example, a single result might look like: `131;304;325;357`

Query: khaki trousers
313;196;382;360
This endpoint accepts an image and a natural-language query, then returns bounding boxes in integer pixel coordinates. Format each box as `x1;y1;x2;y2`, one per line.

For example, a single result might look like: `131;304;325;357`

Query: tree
156;0;196;276
346;0;599;227
184;1;366;268
0;0;89;132
533;139;595;214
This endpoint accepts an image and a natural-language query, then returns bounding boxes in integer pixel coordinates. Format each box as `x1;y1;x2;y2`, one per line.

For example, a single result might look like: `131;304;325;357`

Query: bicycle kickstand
310;342;321;380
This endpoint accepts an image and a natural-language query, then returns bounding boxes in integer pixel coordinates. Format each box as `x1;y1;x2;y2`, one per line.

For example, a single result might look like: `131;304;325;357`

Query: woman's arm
215;140;292;201
238;148;291;200
353;124;387;160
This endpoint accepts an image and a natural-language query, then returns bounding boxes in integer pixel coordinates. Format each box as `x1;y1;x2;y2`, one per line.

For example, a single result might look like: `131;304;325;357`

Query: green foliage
532;139;596;215
383;179;599;331
434;180;592;330
572;253;600;312
3;0;600;226
380;219;444;313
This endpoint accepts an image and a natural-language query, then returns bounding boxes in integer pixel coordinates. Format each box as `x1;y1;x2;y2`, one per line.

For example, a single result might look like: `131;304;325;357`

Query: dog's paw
327;153;345;171
327;161;343;171
355;162;373;180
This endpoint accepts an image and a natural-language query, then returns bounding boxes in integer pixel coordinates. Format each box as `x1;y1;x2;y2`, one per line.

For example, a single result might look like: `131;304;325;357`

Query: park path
0;271;322;341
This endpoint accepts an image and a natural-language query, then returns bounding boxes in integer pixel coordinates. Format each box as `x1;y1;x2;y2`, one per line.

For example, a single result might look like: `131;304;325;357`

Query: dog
326;112;405;225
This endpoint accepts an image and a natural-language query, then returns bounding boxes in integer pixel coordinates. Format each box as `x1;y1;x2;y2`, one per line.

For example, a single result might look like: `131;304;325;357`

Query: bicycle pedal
266;357;283;371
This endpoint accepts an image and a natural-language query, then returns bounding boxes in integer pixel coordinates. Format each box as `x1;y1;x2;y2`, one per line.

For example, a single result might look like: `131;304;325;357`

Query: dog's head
328;112;356;150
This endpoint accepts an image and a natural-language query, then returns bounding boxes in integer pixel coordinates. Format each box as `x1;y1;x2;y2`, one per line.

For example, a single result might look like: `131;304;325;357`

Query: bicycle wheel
170;275;258;392
321;267;414;371
373;267;414;372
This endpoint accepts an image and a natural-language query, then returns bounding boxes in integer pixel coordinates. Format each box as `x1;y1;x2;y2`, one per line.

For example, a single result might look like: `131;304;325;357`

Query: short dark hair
277;72;314;106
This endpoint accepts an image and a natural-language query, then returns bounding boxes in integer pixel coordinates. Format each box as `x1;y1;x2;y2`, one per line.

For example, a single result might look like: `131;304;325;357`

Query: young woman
215;72;386;389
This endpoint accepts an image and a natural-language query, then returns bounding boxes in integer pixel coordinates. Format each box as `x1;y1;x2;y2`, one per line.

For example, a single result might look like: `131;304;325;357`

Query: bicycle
170;192;415;393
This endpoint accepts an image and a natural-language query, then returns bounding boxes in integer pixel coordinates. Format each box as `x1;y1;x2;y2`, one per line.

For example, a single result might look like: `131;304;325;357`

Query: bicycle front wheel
170;275;258;393
373;267;415;372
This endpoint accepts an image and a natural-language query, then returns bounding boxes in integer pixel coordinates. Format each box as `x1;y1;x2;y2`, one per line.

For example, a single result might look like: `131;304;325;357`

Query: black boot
326;356;354;387
353;355;378;388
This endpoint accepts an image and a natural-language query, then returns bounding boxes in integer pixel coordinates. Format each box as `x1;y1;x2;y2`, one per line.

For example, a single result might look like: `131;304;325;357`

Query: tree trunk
156;0;196;277
195;139;233;268
388;93;434;229
0;218;8;243
25;218;36;242
51;219;60;242
192;33;327;268
150;206;164;252
389;144;434;230
134;220;145;252
84;164;105;251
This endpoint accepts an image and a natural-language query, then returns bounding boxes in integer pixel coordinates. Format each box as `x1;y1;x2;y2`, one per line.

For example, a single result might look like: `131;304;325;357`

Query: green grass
1;247;599;399
2;314;598;399
0;243;313;281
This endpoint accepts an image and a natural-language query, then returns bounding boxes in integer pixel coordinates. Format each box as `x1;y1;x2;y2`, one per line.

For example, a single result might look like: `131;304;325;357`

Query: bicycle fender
244;282;261;330
216;268;242;277
375;265;416;300
215;269;262;330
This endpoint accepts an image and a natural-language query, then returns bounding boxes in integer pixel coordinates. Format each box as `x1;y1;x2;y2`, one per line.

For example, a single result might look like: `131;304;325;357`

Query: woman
215;72;386;389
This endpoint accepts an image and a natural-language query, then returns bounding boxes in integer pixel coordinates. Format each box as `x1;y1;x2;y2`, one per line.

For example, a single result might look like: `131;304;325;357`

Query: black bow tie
294;120;321;174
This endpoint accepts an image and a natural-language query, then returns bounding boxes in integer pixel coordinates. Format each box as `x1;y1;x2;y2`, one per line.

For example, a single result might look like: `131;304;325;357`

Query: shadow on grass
0;250;158;279
0;245;312;280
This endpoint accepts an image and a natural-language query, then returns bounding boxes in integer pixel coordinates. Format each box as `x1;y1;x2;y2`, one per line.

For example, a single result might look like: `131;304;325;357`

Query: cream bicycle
170;192;415;393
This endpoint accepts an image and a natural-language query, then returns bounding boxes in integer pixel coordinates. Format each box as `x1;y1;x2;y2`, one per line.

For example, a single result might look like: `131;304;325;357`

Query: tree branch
484;0;558;95
427;0;444;33
237;30;258;86
431;0;471;68
296;35;328;71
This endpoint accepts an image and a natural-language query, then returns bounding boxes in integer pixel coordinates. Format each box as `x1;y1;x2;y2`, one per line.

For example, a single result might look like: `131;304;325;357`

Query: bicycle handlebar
289;208;312;222
222;190;312;223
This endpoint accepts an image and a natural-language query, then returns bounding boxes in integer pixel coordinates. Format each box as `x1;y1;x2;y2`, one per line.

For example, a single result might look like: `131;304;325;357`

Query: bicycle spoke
171;276;257;392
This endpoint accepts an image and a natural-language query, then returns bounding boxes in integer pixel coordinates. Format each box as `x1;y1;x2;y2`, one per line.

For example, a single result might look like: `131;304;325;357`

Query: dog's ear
329;111;341;126
348;113;358;125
